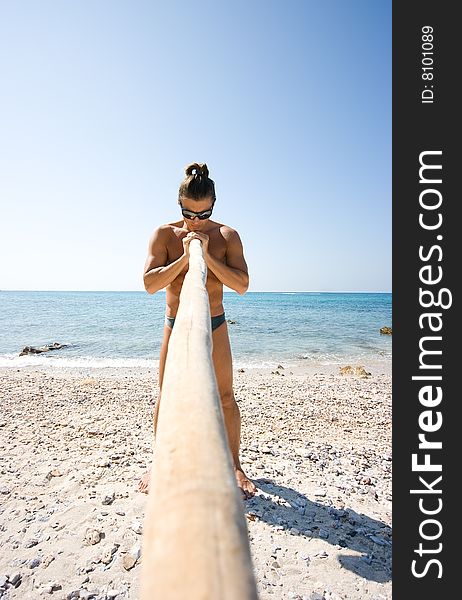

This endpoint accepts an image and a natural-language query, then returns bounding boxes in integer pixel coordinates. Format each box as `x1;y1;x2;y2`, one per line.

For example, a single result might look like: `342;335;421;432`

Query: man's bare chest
166;227;227;268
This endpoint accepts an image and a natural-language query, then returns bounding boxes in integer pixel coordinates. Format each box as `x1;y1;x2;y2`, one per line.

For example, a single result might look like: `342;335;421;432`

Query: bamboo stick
141;239;259;599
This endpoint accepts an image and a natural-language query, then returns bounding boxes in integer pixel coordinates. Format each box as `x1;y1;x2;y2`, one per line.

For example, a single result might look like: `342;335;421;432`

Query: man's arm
204;229;249;295
143;227;188;294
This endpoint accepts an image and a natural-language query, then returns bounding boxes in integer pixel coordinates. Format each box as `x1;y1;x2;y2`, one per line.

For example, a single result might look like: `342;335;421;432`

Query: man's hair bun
184;163;209;178
179;162;216;202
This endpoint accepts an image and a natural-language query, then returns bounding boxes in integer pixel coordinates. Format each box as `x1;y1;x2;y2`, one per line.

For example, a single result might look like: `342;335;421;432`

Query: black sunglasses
179;202;214;220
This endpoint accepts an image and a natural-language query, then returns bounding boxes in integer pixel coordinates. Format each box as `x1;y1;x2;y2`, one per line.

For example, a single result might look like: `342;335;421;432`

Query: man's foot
138;470;150;494
139;466;257;499
235;467;257;500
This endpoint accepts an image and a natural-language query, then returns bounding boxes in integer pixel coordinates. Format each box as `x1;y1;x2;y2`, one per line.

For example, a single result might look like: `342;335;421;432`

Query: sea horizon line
1;289;392;294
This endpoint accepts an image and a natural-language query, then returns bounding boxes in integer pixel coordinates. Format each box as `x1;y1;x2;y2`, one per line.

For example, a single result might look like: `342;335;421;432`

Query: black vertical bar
393;1;458;597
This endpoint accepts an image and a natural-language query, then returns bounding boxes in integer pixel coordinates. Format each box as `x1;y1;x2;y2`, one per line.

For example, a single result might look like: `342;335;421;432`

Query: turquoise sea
0;291;392;371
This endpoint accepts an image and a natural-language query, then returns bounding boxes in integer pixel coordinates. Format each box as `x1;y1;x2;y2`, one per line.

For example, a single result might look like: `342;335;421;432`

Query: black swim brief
165;312;226;332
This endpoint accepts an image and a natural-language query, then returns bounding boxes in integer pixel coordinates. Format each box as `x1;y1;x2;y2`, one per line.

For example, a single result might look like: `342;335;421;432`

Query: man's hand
183;231;210;256
181;232;194;258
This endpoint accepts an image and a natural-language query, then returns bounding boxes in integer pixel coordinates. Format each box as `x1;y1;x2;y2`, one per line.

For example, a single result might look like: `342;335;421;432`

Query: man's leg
138;324;172;493
212;321;257;499
139;320;257;499
152;323;173;437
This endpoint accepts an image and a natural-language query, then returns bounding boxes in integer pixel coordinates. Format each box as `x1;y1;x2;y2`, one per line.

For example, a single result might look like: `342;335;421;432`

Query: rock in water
19;342;68;356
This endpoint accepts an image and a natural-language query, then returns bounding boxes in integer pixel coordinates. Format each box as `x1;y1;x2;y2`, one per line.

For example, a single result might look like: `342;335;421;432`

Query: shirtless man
139;162;257;500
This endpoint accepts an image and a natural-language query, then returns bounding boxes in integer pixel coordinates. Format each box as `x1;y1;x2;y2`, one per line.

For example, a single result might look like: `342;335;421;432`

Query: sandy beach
0;364;391;600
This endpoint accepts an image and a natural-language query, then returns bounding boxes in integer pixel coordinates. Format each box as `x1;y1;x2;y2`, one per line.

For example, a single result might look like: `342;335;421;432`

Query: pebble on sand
84;528;102;545
122;545;141;571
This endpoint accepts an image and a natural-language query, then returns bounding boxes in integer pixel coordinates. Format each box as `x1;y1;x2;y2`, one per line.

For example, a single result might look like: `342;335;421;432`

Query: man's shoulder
154;222;183;236
163;220;184;229
215;223;240;240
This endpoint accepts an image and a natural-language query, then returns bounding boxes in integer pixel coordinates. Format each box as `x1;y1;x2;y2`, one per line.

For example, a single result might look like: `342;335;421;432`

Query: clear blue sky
0;0;391;292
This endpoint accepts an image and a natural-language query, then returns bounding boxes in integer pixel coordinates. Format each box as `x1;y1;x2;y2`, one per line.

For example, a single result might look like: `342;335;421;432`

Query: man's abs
165;271;224;318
